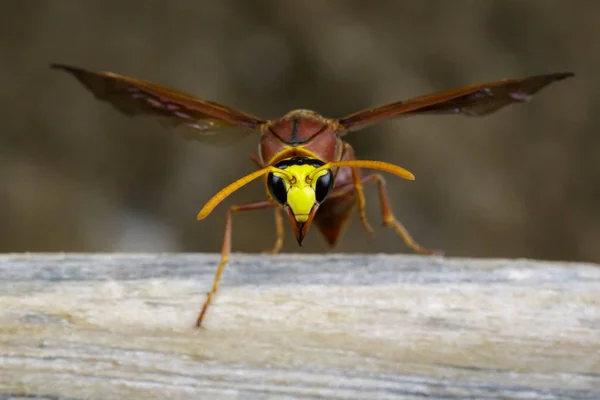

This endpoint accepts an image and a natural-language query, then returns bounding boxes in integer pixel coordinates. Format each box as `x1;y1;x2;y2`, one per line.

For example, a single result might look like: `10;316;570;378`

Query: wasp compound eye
314;170;334;204
267;173;288;204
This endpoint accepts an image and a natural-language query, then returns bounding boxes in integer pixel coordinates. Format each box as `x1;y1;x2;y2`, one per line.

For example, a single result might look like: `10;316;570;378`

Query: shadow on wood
0;253;599;399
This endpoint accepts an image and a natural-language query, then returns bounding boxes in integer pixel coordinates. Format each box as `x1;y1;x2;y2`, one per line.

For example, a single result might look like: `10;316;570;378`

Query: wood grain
0;253;599;399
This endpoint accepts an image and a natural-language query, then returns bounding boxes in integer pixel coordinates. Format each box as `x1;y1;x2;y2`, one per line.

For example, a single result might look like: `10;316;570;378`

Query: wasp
51;64;573;326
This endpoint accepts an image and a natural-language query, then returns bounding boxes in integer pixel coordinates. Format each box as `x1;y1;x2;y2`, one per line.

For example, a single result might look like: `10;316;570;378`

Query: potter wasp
52;64;573;326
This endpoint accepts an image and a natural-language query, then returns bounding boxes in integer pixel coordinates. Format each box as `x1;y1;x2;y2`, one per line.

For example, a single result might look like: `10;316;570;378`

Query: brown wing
338;72;574;133
51;63;266;142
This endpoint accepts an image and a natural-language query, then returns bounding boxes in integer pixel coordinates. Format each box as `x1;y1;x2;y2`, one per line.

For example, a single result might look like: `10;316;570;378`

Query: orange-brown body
257;110;357;246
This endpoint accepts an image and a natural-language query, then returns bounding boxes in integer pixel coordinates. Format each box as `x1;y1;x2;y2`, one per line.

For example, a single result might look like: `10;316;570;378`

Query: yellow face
272;164;329;222
266;157;334;245
267;157;334;220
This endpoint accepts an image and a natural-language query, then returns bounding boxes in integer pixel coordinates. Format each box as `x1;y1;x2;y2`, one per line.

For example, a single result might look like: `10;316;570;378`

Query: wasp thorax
267;157;334;221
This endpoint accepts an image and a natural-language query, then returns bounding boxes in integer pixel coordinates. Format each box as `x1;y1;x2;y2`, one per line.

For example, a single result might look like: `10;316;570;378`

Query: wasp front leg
351;166;376;237
263;207;284;254
196;200;277;327
249;154;285;254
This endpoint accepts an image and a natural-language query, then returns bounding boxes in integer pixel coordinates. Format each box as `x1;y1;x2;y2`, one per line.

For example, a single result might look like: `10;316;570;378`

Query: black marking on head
274;157;325;169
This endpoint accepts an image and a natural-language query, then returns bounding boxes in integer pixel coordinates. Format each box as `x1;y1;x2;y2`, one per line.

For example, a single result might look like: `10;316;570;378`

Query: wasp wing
338;72;574;133
51;64;266;142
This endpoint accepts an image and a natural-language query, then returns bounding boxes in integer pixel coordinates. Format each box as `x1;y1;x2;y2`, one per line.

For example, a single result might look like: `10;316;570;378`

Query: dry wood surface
0;253;599;399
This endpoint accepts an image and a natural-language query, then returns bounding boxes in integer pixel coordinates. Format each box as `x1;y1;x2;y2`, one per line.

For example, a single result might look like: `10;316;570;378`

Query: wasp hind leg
196;200;277;327
330;173;440;255
363;173;440;255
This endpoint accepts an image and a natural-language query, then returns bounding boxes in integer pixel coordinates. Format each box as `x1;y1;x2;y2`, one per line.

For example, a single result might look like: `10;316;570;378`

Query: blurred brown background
1;1;597;262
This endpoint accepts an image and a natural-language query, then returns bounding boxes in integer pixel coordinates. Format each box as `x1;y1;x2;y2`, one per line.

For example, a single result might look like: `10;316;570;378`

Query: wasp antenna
197;166;291;220
311;160;415;181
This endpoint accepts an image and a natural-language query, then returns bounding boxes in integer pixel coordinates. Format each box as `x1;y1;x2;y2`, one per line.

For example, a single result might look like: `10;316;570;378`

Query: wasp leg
248;155;283;254
363;173;440;255
329;174;439;255
264;207;284;254
351;167;376;237
196;200;277;327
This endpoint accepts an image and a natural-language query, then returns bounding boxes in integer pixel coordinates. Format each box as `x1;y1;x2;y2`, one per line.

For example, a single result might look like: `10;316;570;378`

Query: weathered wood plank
0;253;599;399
